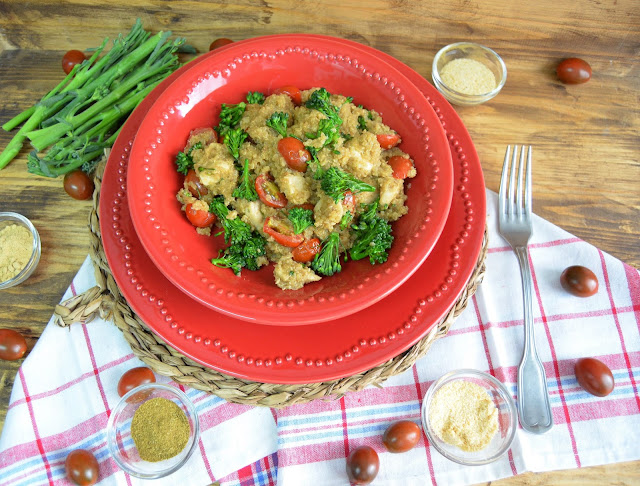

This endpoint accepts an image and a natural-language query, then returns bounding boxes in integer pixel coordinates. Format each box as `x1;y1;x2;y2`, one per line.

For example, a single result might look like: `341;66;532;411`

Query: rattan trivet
53;164;487;408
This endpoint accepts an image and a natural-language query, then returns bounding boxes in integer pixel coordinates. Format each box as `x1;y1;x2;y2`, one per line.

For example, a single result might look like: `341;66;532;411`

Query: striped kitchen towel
1;189;638;485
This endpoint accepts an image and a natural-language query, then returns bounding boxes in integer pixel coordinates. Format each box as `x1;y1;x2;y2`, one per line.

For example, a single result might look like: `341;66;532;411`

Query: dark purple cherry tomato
0;329;27;361
556;58;592;84
382;420;421;453
62;50;86;75
346;446;379;485
117;367;156;397
575;357;614;397
209;38;234;51
64;170;94;200
560;265;598;297
65;449;99;486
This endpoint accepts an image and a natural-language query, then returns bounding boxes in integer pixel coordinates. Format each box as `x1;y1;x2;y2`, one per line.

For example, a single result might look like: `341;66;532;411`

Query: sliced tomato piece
387;156;413;179
342;190;356;215
376;133;400;149
255;173;288;208
294;203;315;211
186;127;217;151
273;85;302;105
277;137;310;172
292;238;321;263
185;203;216;228
263;216;304;247
185;169;209;197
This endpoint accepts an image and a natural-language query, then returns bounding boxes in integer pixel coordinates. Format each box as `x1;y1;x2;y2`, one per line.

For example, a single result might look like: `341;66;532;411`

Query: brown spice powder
0;224;33;282
429;380;499;452
131;397;190;462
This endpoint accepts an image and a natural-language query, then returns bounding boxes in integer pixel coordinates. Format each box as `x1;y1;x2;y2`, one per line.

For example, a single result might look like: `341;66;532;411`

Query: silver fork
498;145;553;434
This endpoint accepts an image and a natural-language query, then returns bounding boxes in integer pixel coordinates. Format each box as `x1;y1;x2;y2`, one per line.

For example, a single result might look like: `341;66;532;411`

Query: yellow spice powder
0;224;33;282
440;58;497;95
429;380;499;452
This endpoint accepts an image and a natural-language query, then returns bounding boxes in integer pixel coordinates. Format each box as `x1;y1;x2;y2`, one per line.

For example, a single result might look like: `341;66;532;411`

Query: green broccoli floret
367;110;375;121
266;111;289;138
246;91;265;104
357;115;367;131
233;159;258;201
340;210;353;230
224;127;248;160
174;142;203;175
209;197;251;244
349;200;393;264
288;207;314;234
216;102;246;137
311;232;342;276
320;167;375;202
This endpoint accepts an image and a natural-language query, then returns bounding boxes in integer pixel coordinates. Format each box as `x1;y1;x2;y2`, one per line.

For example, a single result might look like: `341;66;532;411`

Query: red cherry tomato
65;449;99;486
557;58;592;84
0;329;27;361
185;169;209;198
376;133;401;149
186;127;217;150
560;265;598;297
64;170;94;200
62;50;86;75
117;367;156;397
575;358;614;397
382;420;421;453
292;238;321;262
294;203;315;211
209;38;234;51
387;156;413;179
277;137;310;172
255;173;288;208
346;446;379;485
273;85;302;105
342;190;356;216
185;203;216;228
263;216;304;248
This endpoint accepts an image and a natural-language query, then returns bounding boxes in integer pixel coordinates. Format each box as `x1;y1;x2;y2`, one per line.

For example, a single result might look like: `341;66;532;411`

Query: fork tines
499;145;532;218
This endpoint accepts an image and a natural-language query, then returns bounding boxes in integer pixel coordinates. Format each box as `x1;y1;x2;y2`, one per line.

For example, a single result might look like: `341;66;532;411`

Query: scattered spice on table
429;380;499;452
440;58;497;95
0;224;33;282
130;397;190;462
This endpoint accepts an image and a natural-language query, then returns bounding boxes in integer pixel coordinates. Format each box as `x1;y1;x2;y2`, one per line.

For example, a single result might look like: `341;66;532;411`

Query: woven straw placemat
53;165;487;408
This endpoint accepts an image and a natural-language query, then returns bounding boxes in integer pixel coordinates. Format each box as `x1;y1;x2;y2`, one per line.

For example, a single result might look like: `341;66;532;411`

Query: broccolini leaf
174;141;202;175
224;127;248;160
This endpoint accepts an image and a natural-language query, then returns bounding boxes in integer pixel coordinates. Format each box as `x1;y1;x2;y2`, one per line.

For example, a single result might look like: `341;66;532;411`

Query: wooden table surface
0;0;638;483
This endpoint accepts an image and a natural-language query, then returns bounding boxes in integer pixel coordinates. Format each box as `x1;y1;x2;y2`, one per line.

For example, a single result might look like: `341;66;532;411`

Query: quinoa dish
175;87;416;290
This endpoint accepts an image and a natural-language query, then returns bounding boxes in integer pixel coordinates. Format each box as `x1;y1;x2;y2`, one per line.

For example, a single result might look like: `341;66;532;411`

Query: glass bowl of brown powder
107;383;200;478
0;212;41;290
421;369;517;465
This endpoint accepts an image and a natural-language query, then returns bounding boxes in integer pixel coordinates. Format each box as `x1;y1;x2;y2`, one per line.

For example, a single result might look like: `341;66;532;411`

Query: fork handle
514;246;554;434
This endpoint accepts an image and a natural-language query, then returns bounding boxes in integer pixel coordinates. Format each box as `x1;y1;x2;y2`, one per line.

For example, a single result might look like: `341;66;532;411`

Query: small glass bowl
432;42;507;106
421;369;517;465
107;383;200;479
0;212;41;290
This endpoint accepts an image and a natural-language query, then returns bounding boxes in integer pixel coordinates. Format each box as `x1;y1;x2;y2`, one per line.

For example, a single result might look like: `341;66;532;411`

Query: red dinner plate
127;35;453;325
100;36;485;384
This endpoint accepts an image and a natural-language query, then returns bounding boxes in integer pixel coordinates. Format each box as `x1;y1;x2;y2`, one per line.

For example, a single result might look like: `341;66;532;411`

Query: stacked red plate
99;35;486;383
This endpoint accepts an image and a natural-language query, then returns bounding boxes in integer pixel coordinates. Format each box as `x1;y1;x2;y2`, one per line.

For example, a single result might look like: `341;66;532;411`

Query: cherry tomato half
277;137;310;172
387;155;413;179
292;238;321;263
62;50;86;75
376;133;401;149
575;357;614;397
65;449;99;486
557;58;592;84
186;127;217;151
117;367;156;397
263;216;304;248
273;85;302;105
209;38;234;51
185;169;209;198
255;173;288;208
0;329;27;361
560;265;598;297
383;420;421;453
346;446;379;485
342;190;356;216
185;203;216;228
64;170;94;200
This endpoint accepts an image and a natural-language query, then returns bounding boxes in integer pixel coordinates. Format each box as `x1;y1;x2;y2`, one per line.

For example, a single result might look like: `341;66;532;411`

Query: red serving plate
127;35;453;326
100;35;485;384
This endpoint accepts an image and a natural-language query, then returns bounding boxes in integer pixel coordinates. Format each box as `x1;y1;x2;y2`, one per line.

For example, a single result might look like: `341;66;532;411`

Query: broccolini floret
223;127;248;160
320;167;375;202
349;200;393;264
233;159;258;201
246;91;265;104
357;115;367;131
287;207;314;234
266;111;289;138
305;88;341;124
311;232;342;276
305;118;341;148
175;142;202;175
216;102;246;137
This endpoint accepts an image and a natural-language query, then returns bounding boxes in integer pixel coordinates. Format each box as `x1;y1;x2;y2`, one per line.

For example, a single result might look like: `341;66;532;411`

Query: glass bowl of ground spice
0;212;41;290
421;369;517;465
432;42;507;106
107;383;200;478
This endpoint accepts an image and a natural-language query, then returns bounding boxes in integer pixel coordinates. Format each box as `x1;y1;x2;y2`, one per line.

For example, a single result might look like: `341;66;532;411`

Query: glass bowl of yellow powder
432;42;507;106
0;212;41;290
421;369;517;465
107;383;200;478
